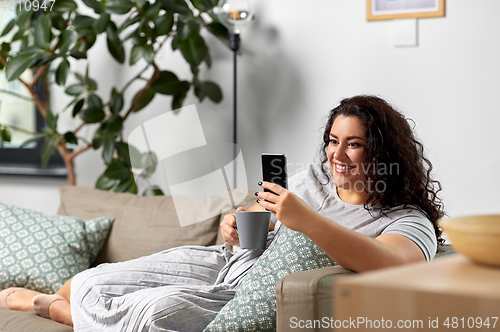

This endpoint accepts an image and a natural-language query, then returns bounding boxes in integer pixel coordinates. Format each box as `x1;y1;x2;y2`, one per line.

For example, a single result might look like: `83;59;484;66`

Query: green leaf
5;53;37;81
137;17;154;40
81;107;105;123
143;44;154;63
95;173;117;190
65;84;84;96
118;14;141;33
55;59;70;86
202;81;222;103
129;144;142;167
110;90;124;114
75;73;85;84
194;80;205;102
1;19;16;37
159;0;192;16
92;12;110;33
114;175;137;193
16;9;34;30
92;137;103;149
197;0;214;11
150;70;183;95
103;0;135;15
41;136;58;168
85;77;98;92
32;54;57;68
20;36;28;49
58;29;78;55
204;50;211;68
131;88;155;112
129;44;143;65
106;115;123;135
206;22;229;40
11;30;24;42
1;42;11;53
61;97;78;113
178;19;199;40
154;13;173;36
51;15;66;30
172;84;189;110
102;138;115;164
145;2;161;20
171;34;179;51
82;0;103;13
63;131;78;144
115;141;130;166
19;133;45;149
142;185;164;196
115;141;138;168
72;99;84;117
135;0;147;9
0;128;11;143
70;50;87;59
106;23;125;63
140;151;157;175
73;15;95;30
52;0;78;12
205;22;229;49
104;159;131;180
34;14;51;49
128;180;138;194
178;33;206;68
45;109;58;131
88;93;103;109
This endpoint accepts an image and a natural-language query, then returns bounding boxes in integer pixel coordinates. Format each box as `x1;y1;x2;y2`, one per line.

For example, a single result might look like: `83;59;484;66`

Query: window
0;6;66;177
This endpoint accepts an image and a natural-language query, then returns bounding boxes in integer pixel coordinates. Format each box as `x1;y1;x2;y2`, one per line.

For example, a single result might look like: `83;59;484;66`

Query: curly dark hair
319;95;445;247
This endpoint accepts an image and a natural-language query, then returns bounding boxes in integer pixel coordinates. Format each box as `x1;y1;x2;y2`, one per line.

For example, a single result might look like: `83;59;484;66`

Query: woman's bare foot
32;294;73;327
2;288;42;311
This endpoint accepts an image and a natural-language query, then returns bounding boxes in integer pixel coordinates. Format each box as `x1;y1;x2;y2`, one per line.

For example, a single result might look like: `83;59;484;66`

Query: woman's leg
33;295;73;327
1;276;74;313
71;246;227;331
1;288;41;311
31;277;74;326
55;276;73;302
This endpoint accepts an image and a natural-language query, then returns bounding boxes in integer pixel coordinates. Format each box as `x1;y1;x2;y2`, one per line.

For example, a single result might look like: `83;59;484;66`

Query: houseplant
0;0;228;195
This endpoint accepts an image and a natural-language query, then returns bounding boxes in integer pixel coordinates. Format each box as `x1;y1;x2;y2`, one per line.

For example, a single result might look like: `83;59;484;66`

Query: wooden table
334;254;500;331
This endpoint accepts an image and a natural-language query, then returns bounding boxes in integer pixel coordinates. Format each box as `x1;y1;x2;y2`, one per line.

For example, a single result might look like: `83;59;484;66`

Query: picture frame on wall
367;0;445;21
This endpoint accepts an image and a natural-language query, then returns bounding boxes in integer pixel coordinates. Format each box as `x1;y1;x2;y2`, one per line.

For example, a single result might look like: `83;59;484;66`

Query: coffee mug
235;211;272;249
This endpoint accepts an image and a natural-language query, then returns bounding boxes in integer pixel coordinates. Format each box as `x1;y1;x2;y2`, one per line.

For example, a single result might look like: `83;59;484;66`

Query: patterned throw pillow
0;203;113;293
204;225;337;331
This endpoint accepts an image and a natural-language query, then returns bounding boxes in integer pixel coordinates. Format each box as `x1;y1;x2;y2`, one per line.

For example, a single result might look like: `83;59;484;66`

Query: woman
0;95;444;331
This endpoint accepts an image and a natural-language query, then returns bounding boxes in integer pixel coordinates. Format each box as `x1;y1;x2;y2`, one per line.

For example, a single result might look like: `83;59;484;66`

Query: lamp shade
217;0;253;34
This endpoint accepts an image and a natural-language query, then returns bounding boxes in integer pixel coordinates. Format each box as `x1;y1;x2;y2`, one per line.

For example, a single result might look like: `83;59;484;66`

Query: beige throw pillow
57;186;223;265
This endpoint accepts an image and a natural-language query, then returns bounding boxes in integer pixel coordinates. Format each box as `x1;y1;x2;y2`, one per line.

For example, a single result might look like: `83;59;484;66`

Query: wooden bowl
440;215;500;267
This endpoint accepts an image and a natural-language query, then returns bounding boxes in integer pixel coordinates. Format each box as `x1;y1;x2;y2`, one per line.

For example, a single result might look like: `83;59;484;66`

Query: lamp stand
229;33;240;189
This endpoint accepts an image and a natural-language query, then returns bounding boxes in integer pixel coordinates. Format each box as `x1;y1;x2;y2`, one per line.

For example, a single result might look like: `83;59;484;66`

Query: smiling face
327;115;369;202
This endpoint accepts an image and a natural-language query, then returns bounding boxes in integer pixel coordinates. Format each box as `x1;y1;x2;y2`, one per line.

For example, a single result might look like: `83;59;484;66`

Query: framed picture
367;0;445;21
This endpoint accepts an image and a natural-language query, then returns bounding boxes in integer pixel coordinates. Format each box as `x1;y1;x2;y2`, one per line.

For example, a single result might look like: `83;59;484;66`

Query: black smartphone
261;153;288;193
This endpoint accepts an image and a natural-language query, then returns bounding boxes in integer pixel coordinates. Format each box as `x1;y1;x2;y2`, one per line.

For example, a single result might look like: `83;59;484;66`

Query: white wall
1;0;499;218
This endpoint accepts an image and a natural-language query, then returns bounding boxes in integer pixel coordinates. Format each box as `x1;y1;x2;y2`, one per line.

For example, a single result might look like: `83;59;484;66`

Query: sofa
0;186;455;332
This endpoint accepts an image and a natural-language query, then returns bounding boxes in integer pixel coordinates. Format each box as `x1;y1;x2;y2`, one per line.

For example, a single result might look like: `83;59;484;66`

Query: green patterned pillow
204;225;337;332
0;203;113;293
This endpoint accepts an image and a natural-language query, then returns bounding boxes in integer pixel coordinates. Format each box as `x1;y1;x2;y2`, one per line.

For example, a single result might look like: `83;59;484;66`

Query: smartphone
261;153;288;193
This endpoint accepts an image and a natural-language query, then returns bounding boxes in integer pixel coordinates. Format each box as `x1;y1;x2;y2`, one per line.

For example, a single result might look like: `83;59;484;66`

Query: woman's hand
256;182;317;234
220;207;245;246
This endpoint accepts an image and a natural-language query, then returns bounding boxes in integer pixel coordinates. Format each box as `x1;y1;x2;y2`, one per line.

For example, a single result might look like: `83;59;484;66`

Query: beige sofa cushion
57;186;223;265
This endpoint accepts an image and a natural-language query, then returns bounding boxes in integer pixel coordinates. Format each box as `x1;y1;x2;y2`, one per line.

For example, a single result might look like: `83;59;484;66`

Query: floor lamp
217;0;253;189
